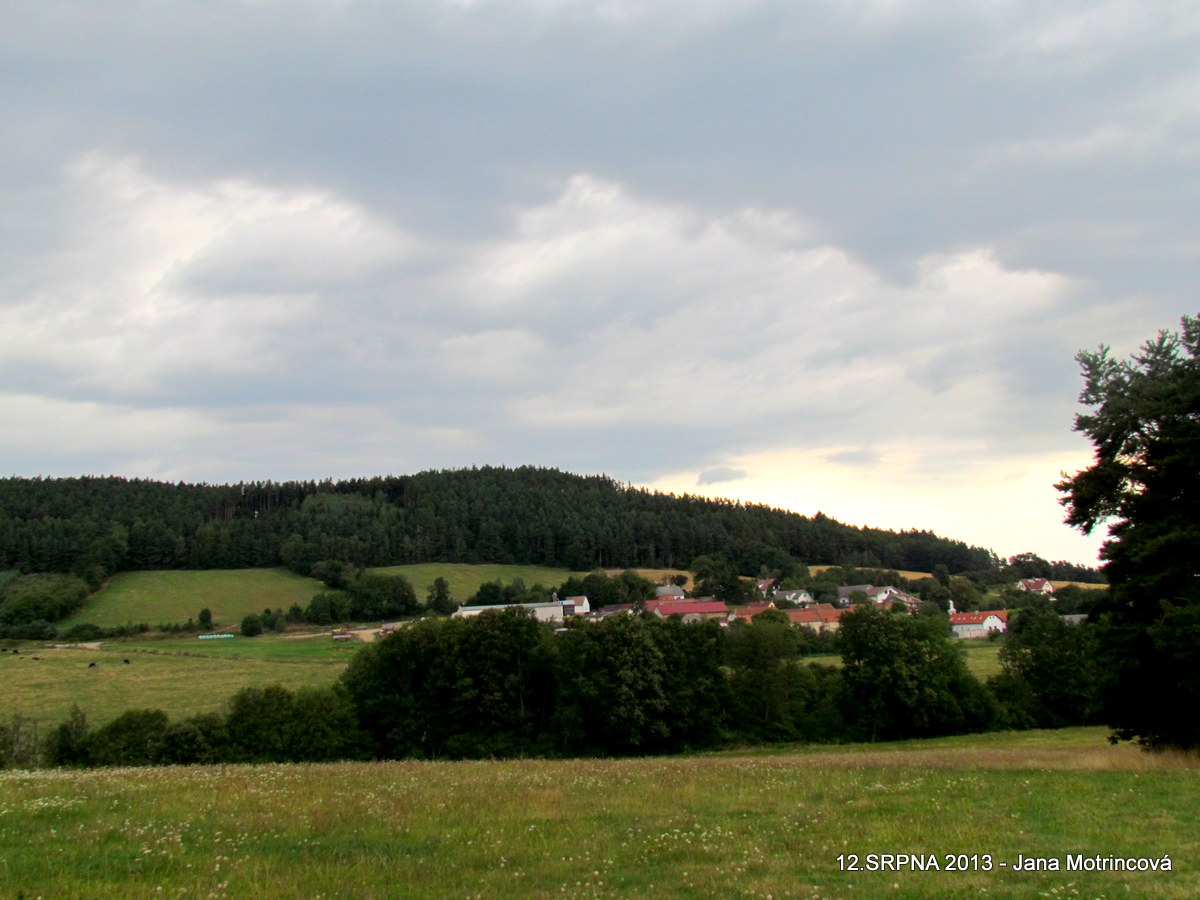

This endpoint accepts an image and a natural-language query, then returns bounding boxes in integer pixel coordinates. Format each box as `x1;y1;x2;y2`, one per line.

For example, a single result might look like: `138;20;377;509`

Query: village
444;575;1067;639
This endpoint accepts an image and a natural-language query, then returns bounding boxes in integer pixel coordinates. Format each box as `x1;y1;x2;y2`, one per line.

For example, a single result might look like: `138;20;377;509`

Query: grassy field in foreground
0;728;1195;900
2;637;350;729
61;569;325;629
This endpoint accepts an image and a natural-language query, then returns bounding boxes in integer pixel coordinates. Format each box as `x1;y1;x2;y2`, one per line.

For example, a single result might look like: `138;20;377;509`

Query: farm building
595;597;730;622
647;598;729;622
730;601;778;623
1016;578;1055;595
785;603;845;632
836;584;921;613
949;610;1008;639
452;595;591;623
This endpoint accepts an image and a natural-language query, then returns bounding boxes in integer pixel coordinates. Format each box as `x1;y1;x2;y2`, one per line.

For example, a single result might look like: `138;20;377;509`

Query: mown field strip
0;729;1195;900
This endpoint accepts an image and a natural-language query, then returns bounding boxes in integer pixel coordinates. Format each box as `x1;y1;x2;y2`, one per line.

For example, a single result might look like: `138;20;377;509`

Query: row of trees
4;601;1102;769
41;685;366;768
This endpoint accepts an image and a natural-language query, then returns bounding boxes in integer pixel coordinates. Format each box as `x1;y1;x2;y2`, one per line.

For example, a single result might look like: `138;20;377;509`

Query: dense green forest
0;467;1098;588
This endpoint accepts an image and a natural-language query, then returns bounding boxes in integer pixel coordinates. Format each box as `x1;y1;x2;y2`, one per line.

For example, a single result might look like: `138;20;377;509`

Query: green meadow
371;562;590;602
60;569;326;629
59;564;613;631
0;728;1195;900
1;636;351;729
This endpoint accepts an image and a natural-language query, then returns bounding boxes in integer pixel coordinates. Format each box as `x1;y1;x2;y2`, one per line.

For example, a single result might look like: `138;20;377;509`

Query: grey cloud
697;467;748;486
825;449;881;468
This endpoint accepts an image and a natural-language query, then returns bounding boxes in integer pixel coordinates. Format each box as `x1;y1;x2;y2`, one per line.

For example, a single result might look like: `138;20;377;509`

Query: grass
961;641;1004;680
369;563;692;603
0;728;1195;899
803;641;1002;680
1;636;351;729
96;632;369;662
371;562;584;604
62;569;325;629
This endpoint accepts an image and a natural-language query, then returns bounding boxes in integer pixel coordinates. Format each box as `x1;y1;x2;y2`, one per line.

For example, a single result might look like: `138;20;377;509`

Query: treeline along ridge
0;466;1098;585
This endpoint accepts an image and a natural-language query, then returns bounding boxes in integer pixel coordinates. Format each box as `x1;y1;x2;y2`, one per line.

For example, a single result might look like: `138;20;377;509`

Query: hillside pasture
60;568;325;629
370;563;694;603
371;562;597;603
0;728;1195;899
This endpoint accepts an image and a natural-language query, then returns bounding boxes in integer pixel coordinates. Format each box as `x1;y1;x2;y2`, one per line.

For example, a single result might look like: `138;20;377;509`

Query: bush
81;709;170;767
0;619;57;641
225;685;368;763
1;714;45;769
60;623;107;643
0;574;90;626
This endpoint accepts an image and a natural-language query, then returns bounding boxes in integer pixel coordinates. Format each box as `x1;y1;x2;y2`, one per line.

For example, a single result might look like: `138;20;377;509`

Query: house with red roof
730;601;777;623
595;597;731;622
774;589;814;606
949;609;1008;639
836;584;921;613
647;598;729;622
785;603;845;632
1016;578;1055;595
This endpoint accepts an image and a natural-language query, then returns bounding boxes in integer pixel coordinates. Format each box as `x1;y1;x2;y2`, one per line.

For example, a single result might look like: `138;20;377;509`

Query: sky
3;0;1198;568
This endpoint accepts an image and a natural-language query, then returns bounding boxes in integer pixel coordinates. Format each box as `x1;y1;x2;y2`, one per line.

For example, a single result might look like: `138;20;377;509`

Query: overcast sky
3;0;1197;566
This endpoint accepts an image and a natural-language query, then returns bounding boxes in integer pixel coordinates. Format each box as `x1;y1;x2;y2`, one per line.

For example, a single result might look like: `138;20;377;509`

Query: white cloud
465;176;1082;450
0;154;420;400
991;0;1200;72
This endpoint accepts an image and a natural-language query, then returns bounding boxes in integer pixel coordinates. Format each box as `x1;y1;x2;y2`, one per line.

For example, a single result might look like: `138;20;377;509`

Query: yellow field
809;564;932;581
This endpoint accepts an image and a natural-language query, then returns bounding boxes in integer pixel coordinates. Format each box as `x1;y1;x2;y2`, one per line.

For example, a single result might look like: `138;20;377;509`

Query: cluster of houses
444;576;1059;640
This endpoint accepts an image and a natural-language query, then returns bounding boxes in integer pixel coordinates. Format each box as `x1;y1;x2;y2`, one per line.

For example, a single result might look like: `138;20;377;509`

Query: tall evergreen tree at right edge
1058;313;1200;749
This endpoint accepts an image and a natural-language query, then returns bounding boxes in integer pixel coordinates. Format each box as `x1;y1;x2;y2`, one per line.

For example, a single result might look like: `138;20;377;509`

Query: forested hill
0;467;998;581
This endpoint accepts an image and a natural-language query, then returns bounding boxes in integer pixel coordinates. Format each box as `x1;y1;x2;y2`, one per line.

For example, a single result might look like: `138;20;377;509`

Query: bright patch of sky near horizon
4;0;1198;566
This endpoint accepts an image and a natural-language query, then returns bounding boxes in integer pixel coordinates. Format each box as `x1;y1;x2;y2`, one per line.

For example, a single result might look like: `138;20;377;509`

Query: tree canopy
1058;314;1200;749
0;468;998;584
